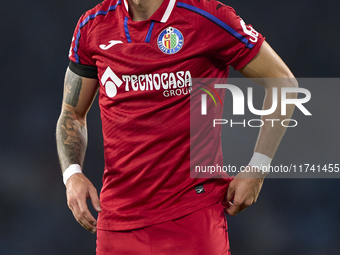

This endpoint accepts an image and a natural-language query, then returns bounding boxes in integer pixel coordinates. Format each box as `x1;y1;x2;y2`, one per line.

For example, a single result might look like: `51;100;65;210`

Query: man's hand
224;167;265;216
66;173;101;233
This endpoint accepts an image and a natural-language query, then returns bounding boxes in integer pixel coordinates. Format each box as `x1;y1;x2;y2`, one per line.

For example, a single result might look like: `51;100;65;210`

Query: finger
69;199;96;232
70;190;97;232
78;197;97;227
225;203;241;216
72;208;91;231
77;208;97;233
225;205;235;216
225;198;249;215
89;186;102;212
224;182;235;206
226;194;254;216
225;191;244;216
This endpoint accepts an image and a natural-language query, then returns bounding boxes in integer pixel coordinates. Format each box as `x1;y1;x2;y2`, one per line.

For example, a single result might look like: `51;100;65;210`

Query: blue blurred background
0;0;339;254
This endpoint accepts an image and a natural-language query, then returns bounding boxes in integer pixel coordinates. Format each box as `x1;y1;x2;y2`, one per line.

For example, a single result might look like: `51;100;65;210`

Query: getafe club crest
157;27;184;54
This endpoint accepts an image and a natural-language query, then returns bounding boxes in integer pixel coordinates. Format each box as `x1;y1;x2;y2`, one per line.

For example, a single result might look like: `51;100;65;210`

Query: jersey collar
122;0;177;23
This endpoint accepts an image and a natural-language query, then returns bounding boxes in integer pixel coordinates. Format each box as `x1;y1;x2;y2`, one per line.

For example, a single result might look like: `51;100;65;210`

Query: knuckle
73;211;81;219
78;220;90;231
67;202;75;210
229;211;237;216
76;215;86;224
80;209;88;215
67;197;75;205
244;201;253;207
75;217;82;224
233;200;243;207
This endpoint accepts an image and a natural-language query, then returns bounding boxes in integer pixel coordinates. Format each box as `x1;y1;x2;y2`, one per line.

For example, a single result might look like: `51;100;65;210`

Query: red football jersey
68;0;264;231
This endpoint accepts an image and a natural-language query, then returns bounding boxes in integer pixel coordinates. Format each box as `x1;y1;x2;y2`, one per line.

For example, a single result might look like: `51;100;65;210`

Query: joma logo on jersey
158;27;184;54
100;67;192;98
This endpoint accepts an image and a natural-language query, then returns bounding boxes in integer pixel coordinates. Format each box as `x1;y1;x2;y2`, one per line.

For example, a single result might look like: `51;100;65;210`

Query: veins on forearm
56;109;87;171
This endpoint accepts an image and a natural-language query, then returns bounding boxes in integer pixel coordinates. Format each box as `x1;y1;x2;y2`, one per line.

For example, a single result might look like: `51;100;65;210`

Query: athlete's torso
69;0;264;230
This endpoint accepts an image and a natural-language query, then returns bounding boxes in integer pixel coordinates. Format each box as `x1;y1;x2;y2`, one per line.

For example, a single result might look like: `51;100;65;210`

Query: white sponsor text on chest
100;66;192;98
122;71;191;91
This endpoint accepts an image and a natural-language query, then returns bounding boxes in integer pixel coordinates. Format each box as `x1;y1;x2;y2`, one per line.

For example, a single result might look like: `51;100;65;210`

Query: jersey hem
96;201;220;231
96;179;232;231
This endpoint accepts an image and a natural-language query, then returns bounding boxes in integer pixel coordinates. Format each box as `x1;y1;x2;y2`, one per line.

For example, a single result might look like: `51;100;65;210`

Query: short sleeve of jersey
68;13;98;78
199;2;265;70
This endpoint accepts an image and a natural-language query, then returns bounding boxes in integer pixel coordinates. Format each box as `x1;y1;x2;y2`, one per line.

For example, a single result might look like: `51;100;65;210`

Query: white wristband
63;164;82;185
248;152;272;173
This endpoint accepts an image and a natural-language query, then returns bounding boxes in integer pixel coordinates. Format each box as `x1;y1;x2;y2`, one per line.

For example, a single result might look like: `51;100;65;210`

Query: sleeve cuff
69;61;98;79
232;37;266;71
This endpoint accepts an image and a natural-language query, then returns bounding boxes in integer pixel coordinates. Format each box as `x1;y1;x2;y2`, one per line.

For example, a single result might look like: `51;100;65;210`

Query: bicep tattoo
64;70;82;107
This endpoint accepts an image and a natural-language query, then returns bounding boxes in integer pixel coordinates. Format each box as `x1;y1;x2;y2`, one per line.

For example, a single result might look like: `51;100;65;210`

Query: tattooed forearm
64;69;82;107
56;109;87;172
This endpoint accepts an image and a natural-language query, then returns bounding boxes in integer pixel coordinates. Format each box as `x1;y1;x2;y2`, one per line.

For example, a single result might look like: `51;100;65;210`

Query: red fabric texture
96;203;231;255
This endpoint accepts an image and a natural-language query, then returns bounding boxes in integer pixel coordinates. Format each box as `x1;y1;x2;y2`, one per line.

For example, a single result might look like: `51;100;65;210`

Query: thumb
89;187;101;212
225;203;239;216
225;182;235;205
